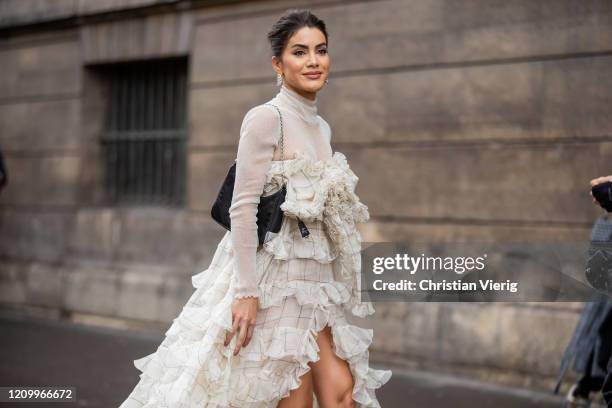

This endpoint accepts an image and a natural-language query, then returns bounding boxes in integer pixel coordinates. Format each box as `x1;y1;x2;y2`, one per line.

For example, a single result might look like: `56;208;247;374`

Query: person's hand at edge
589;175;612;205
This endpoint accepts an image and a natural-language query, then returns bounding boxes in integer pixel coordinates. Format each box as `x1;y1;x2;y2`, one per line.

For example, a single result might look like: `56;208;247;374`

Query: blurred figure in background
555;175;612;408
556;293;612;408
0;147;7;193
593;175;612;408
604;354;612;407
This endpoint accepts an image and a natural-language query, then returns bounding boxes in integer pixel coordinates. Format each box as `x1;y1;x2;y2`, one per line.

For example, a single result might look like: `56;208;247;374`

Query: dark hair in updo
267;9;328;61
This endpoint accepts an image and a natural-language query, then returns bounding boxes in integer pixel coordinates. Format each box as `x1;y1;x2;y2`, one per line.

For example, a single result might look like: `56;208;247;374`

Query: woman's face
273;26;330;100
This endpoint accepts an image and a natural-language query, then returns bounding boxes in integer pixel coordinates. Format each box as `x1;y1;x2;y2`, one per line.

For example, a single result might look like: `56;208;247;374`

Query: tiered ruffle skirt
119;151;392;407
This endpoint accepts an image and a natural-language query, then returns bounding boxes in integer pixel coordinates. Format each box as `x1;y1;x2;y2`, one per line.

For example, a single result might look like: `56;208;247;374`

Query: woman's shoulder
243;103;279;121
317;115;331;142
240;103;280;143
240;103;281;135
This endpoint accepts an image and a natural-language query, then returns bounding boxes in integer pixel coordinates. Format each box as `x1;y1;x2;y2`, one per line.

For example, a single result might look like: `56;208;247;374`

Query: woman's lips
304;73;322;79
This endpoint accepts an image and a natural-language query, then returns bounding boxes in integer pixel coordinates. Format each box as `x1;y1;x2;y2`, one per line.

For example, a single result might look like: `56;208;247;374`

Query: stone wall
1;0;611;391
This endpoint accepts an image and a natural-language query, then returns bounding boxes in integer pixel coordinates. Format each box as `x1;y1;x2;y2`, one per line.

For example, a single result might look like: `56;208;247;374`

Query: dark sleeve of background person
600;303;612;406
0;148;7;192
603;355;612;407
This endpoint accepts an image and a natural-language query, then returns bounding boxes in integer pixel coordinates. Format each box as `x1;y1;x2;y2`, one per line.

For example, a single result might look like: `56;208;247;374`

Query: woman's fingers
225;297;258;355
244;324;255;348
224;316;240;347
234;319;249;355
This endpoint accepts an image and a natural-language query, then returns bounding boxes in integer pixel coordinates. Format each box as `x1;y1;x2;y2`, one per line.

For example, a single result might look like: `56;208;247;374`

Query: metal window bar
99;58;187;206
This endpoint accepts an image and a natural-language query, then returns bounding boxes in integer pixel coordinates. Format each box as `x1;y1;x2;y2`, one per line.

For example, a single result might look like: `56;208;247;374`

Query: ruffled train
119;151;392;407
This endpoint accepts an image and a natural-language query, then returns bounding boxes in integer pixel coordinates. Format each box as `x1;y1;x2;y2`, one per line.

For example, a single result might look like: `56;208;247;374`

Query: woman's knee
277;369;313;408
318;385;354;408
338;371;355;408
311;325;356;408
315;368;355;407
336;377;355;408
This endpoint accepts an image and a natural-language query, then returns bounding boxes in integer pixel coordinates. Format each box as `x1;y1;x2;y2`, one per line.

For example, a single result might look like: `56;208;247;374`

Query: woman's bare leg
310;325;356;408
277;369;314;408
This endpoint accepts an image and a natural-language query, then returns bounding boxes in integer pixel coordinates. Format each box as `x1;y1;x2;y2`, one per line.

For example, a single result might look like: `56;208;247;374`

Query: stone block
438;303;505;367
77;0;178;16
0;0;76;28
63;262;122;316
66;208;119;262
0;260;27;304
349;142;611;224
189;85;276;148
25;262;63;308
0;209;69;263
81;11;193;64
115;263;166;321
187;149;235;212
497;304;579;376
378;58;612;143
0;98;81;152
0;38;81;99
105;207;224;268
158;272;194;321
356;301;441;360
1;154;81;206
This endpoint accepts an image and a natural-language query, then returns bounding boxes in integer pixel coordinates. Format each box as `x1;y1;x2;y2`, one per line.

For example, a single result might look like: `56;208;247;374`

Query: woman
120;9;392;408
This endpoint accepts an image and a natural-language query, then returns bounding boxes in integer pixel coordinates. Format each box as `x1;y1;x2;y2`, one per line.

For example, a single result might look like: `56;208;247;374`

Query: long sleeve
229;104;280;299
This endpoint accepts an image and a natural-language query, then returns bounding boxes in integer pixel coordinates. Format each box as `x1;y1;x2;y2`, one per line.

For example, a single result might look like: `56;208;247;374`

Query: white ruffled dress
119;150;392;408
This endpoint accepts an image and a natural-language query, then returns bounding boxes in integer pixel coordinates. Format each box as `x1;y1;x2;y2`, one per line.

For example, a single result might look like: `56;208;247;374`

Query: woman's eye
293;49;327;56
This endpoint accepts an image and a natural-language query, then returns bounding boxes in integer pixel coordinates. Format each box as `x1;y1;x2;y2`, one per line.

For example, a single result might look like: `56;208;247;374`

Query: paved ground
0;311;589;408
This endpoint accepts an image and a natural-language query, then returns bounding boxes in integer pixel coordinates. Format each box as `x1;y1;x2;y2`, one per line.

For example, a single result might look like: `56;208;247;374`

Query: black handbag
211;103;297;246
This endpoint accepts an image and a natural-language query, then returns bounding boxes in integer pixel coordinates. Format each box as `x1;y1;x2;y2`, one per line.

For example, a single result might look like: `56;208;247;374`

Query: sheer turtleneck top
228;84;333;299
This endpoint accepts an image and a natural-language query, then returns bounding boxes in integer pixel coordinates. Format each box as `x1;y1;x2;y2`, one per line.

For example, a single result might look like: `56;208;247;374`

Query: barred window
99;57;188;206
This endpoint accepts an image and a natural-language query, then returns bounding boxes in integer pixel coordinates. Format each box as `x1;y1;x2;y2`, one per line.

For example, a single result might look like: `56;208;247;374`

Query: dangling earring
276;73;283;87
324;76;329;85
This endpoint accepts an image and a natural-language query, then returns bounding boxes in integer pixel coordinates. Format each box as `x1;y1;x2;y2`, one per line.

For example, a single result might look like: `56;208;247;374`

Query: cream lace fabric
119;84;392;408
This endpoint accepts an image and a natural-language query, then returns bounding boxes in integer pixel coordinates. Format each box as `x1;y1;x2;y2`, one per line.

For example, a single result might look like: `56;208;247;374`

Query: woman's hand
224;296;259;356
590;175;612;205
